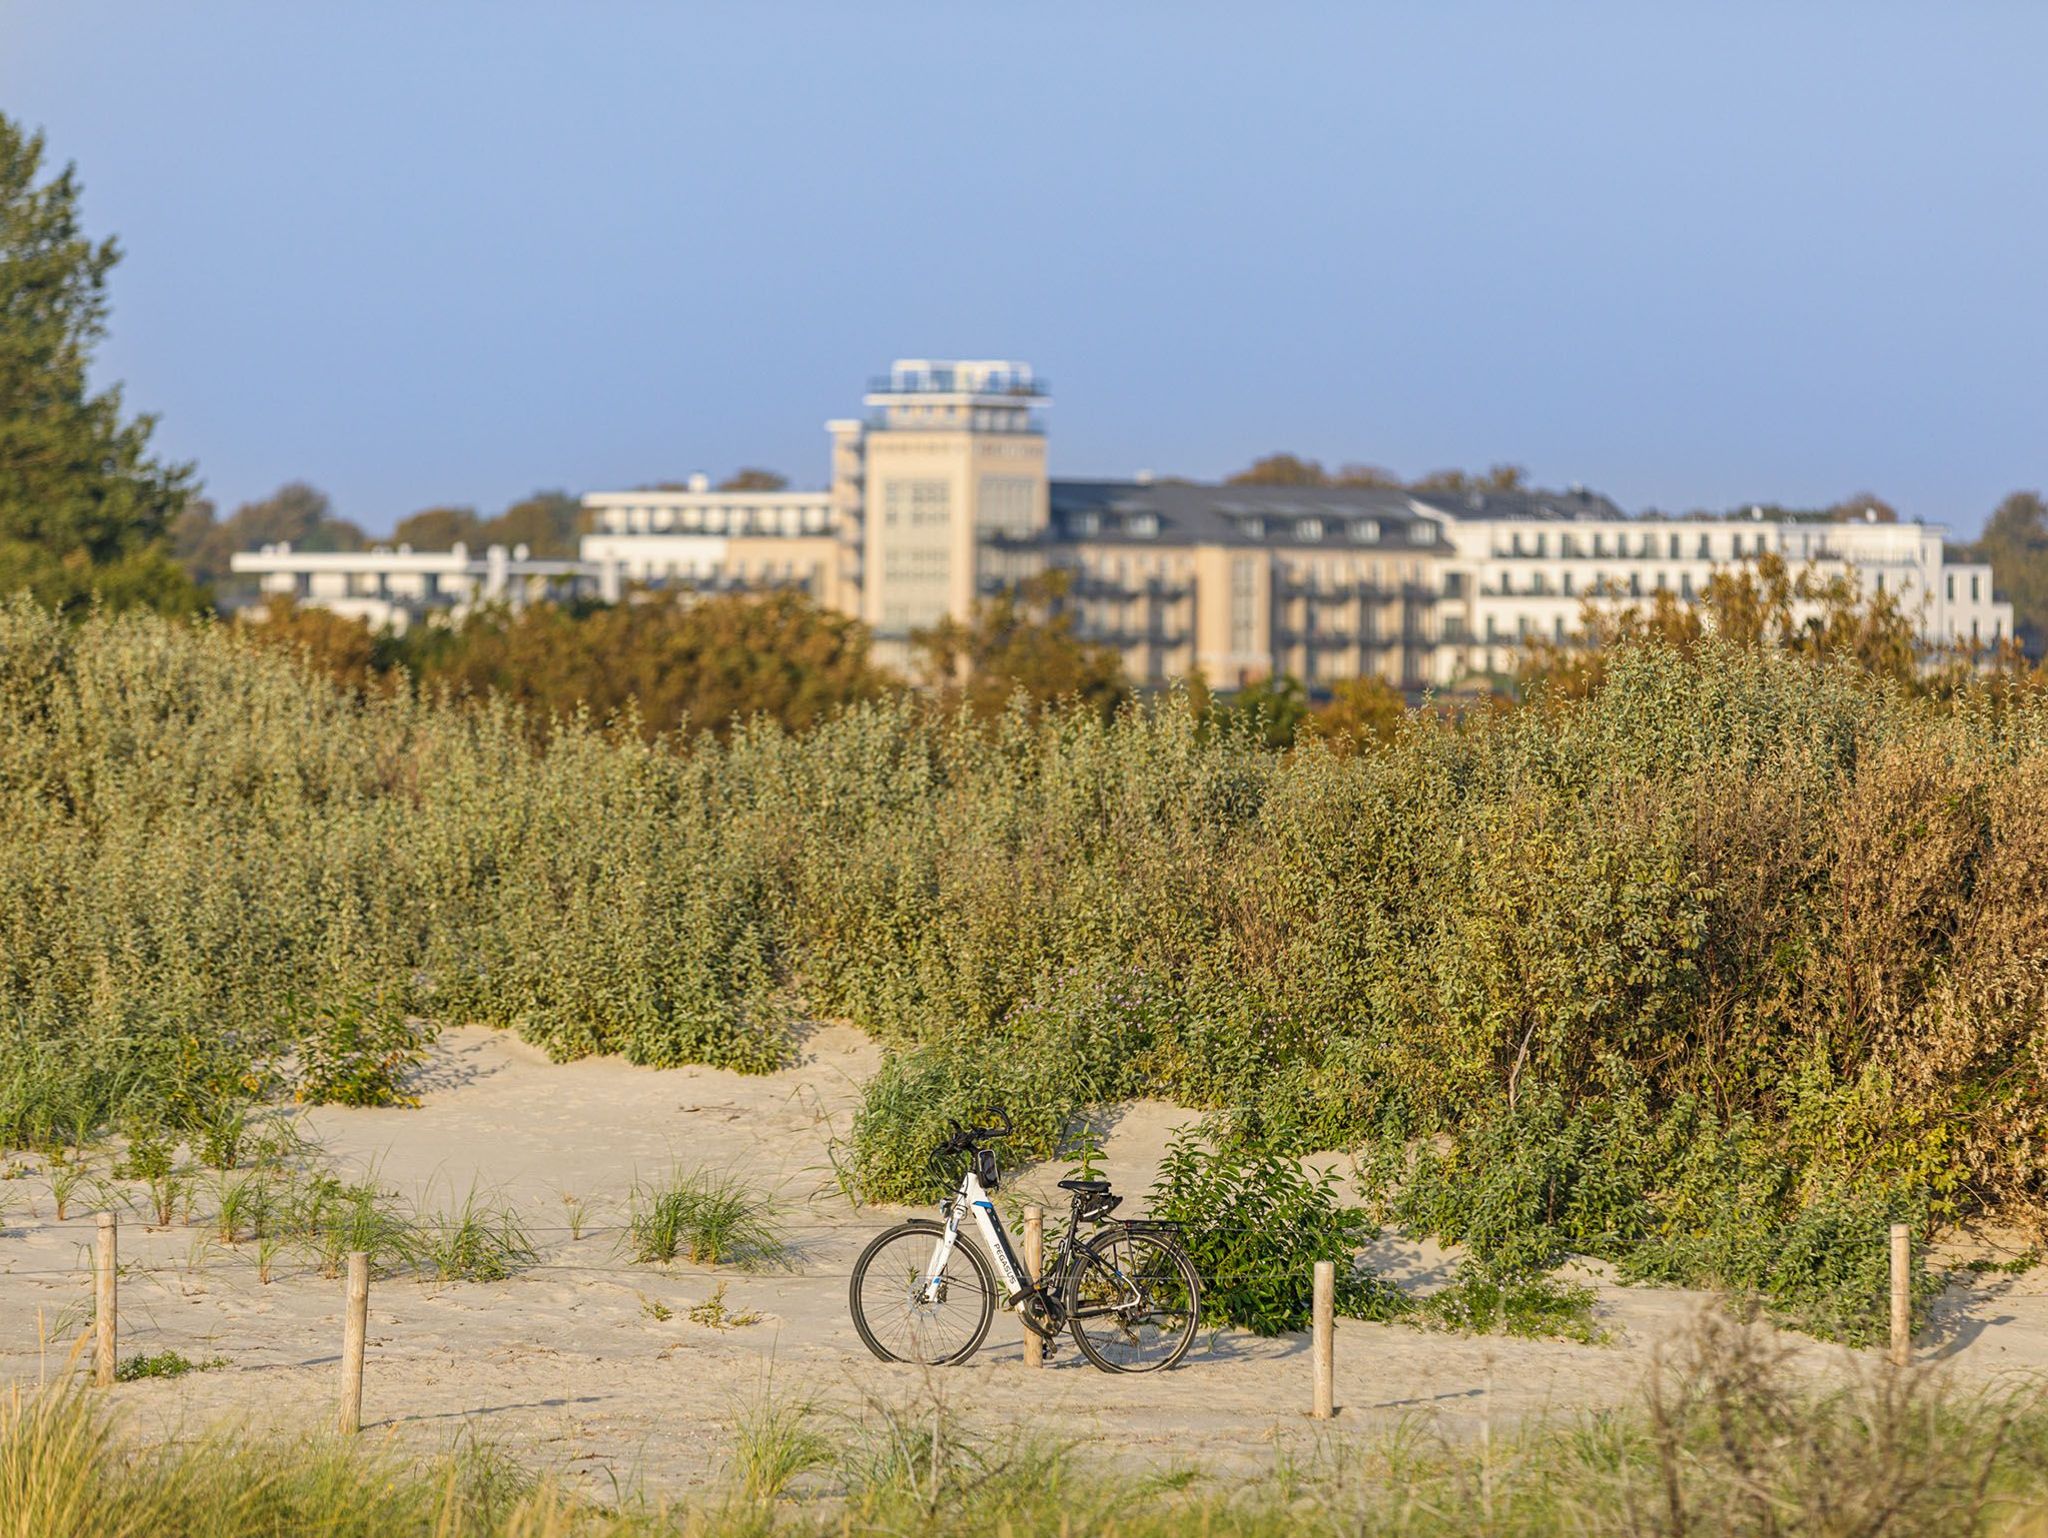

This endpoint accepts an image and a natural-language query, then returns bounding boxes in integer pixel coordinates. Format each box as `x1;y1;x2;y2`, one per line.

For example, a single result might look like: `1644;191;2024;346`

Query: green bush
1148;1129;1404;1334
5;601;2048;1343
293;994;432;1108
842;964;1163;1203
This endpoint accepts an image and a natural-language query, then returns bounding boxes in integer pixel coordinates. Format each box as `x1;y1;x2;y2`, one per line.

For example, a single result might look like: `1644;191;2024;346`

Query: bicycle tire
849;1219;997;1366
1065;1226;1201;1373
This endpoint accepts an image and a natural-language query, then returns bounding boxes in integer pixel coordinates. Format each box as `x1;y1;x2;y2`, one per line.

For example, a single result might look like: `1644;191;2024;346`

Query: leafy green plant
843;965;1162;1203
293;995;432;1109
114;1350;228;1382
114;1125;186;1227
687;1281;761;1330
627;1167;789;1269
1414;1269;1603;1343
1148;1129;1404;1334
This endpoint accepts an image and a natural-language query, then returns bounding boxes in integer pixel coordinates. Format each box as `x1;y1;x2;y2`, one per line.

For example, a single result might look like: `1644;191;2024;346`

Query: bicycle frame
919;1166;1031;1305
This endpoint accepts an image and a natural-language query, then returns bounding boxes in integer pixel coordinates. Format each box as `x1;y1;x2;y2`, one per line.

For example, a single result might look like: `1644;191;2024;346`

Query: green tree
1971;491;2047;658
392;505;483;549
1333;463;1402;489
411;589;898;739
478;490;581;558
1225;453;1327;487
1218;673;1311;748
0;114;199;613
174;482;365;589
716;468;789;492
912;570;1131;723
1411;463;1527;495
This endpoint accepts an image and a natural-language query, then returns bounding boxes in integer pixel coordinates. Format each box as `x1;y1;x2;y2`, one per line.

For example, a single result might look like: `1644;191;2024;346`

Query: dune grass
8;1313;2048;1535
627;1168;792;1271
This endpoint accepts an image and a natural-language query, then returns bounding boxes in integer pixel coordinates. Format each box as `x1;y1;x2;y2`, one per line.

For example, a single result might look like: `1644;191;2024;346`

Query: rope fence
3;1210;1925;1429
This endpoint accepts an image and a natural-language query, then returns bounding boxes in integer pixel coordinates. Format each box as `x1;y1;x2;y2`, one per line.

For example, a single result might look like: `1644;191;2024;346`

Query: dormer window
1296;518;1323;542
1240;517;1265;540
1127;513;1158;538
1351;520;1380;543
1071;512;1100;537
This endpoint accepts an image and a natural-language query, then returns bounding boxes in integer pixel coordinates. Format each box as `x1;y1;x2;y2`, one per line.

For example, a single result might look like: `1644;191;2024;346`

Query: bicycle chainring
1018;1292;1062;1339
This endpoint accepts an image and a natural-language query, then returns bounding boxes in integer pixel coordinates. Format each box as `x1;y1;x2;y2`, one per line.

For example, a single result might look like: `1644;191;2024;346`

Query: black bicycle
848;1108;1201;1372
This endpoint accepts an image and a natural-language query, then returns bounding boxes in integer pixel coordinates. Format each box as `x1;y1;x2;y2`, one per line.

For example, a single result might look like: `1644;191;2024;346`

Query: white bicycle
848;1107;1201;1372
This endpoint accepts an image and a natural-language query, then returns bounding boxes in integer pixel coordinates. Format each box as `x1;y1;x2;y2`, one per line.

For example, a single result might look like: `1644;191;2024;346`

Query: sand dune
5;1024;2045;1497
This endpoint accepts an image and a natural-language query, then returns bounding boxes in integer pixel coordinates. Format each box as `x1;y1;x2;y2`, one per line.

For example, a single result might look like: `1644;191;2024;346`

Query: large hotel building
239;359;2014;686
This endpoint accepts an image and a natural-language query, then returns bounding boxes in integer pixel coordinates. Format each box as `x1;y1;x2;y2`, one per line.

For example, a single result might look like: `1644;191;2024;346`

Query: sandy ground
5;1024;2047;1500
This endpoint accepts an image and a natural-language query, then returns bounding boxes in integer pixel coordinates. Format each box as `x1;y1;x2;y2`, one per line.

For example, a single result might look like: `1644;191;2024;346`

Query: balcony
866;372;1048;399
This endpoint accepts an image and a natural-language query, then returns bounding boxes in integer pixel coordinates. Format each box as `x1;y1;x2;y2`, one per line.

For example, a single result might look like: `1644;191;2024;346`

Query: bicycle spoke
852;1228;993;1365
1067;1231;1198;1372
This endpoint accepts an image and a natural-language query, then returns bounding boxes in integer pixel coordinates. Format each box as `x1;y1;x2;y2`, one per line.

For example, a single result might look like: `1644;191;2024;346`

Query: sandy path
5;1025;2046;1498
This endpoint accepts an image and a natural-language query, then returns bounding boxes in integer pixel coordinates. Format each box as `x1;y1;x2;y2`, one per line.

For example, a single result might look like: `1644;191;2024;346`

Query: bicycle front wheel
1065;1227;1200;1372
849;1219;997;1366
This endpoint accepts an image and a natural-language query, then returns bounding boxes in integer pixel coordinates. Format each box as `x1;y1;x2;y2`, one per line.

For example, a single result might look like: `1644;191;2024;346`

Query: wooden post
1890;1223;1911;1368
93;1212;117;1388
338;1251;369;1433
1312;1259;1335;1420
1022;1206;1044;1369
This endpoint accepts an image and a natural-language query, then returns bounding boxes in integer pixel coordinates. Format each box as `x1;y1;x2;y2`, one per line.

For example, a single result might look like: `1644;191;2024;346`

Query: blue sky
4;2;2042;536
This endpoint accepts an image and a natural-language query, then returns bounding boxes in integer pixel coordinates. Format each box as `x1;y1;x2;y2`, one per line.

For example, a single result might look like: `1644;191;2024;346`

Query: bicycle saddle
1058;1178;1112;1193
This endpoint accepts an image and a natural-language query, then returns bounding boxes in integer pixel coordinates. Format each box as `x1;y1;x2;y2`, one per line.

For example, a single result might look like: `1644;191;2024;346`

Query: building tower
855;360;1049;667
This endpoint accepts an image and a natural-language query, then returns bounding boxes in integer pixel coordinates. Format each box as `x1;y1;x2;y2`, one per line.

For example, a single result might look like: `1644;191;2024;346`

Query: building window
1351;519;1380;543
1681;572;1694;599
1229;558;1258;654
883;479;951;528
978;476;1037;536
1972;574;1981;602
1947;573;1955;602
1296;518;1323;542
1698;534;1711;559
1668;533;1680;558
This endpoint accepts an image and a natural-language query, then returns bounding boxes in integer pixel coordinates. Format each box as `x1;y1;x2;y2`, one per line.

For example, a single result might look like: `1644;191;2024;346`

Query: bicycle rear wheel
850;1219;997;1365
1065;1227;1200;1372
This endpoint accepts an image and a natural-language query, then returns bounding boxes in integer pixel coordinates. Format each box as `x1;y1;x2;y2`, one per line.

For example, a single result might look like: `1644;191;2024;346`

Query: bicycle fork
919;1169;1030;1306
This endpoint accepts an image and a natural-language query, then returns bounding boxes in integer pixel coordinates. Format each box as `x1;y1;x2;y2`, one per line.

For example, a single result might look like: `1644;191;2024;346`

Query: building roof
1402;485;1629;522
1046;480;1445;551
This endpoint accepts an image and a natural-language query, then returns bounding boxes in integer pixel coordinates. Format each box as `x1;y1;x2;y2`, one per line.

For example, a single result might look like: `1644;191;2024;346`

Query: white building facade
1428;495;2014;678
229;542;603;634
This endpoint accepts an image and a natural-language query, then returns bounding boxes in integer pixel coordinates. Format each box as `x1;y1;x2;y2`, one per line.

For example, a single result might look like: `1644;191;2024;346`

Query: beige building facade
237;358;2016;687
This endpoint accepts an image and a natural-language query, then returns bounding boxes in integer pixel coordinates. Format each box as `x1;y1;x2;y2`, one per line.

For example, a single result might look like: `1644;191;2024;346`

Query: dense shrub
1149;1130;1402;1334
4;601;2047;1339
843;964;1164;1202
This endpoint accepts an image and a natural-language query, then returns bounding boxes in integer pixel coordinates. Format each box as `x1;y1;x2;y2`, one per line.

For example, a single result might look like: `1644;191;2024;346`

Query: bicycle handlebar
933;1105;1014;1158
